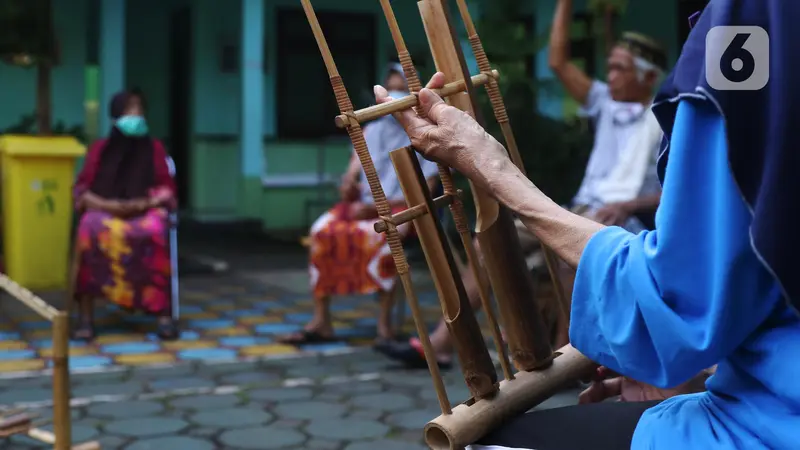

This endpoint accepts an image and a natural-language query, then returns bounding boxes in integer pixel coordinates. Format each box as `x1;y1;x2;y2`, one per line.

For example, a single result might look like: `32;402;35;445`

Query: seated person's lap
471;401;660;450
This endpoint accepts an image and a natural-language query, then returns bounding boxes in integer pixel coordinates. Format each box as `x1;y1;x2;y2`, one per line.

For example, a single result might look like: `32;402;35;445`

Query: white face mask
387;90;408;100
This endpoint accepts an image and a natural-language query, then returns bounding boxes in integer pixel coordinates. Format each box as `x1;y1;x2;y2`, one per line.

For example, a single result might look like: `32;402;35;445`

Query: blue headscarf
652;0;799;313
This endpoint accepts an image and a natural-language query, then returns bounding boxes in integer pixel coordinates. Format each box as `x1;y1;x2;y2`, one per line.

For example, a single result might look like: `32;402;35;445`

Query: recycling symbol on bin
34;179;57;215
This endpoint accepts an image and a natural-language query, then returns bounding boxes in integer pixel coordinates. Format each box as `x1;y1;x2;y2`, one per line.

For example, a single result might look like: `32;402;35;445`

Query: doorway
169;6;192;208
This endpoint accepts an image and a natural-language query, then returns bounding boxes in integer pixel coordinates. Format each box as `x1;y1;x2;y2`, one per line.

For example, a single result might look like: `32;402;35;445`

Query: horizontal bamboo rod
0;274;57;321
334;70;499;128
373;191;459;233
27;428;101;450
424;345;594;450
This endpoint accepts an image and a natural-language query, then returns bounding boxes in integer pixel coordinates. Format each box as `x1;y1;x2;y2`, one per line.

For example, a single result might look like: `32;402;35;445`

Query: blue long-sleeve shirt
571;98;800;448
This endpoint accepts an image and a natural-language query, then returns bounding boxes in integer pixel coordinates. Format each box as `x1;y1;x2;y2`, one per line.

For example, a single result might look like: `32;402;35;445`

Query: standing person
377;0;667;368
375;0;800;447
279;64;440;345
73;89;177;341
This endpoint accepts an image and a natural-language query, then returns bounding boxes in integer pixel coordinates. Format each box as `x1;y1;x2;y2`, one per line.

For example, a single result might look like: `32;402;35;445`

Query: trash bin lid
0;135;86;158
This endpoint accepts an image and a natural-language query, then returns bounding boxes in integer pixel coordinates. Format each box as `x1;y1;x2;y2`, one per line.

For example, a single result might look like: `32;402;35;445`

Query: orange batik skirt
309;202;411;298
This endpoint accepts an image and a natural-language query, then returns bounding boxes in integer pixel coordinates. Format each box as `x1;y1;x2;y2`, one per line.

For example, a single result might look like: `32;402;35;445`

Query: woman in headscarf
278;64;441;346
72;89;178;341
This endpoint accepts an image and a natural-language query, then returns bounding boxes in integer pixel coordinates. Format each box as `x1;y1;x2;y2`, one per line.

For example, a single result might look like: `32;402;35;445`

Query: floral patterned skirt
75;208;171;315
309;202;409;298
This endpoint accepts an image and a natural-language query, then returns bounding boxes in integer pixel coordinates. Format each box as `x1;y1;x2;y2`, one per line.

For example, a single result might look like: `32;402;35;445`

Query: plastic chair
165;156;180;321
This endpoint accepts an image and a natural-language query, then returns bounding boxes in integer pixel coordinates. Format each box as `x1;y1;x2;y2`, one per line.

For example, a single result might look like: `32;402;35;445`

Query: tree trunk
36;0;53;135
36;63;51;135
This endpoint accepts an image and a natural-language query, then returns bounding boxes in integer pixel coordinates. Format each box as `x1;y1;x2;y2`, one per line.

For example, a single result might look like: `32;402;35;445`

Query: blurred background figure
71;89;178;341
279;63;440;346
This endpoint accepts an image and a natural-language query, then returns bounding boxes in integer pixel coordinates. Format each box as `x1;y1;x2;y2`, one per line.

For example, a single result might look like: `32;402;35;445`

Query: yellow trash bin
0;135;86;290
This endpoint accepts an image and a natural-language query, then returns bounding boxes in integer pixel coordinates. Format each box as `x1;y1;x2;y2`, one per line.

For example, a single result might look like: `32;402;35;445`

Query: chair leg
169;224;179;322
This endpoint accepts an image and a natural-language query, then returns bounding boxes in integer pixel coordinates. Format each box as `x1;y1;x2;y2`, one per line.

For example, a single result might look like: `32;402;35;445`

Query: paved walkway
0;349;581;449
0;269;443;374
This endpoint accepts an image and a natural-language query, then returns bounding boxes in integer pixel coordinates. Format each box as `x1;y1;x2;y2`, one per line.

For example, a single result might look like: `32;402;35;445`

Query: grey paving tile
188;407;274;428
248;387;313;402
305;418;389;440
348;393;415;412
344;439;427;450
273;401;348;420
124;436;215;450
384;408;441;430
0;388;52;404
168;394;242;410
148;377;215;391
219;426;306;449
86;400;164;419
72;381;145;398
103;417;188;437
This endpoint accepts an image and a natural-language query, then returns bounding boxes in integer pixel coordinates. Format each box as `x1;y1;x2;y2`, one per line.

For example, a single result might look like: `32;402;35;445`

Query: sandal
156;319;180;341
278;330;338;345
375;337;453;370
72;322;95;342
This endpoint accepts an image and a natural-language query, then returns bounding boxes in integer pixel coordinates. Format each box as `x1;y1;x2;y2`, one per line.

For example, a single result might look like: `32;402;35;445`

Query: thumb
418;88;448;124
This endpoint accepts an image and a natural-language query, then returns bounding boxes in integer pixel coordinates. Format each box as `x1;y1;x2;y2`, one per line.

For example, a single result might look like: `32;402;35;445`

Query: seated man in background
279;63;440;346
377;0;666;368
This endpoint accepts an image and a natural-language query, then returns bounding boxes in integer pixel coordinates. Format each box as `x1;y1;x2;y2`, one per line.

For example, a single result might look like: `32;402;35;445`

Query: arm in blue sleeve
570;98;782;388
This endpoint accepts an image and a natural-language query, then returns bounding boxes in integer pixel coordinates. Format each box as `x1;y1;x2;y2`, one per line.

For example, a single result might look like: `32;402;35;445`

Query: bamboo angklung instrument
300;0;593;448
452;0;572;332
378;0;513;382
418;0;552;373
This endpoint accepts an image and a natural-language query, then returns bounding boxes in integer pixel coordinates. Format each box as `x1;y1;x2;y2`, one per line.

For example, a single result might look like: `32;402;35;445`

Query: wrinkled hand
374;72;509;188
592;202;632;226
579;366;712;404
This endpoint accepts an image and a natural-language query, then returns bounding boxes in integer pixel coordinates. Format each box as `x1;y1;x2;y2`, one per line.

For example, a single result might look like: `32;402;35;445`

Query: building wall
0;0;682;233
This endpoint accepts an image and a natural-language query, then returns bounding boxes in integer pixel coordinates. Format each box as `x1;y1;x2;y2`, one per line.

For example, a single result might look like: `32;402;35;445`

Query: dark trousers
474;401;660;450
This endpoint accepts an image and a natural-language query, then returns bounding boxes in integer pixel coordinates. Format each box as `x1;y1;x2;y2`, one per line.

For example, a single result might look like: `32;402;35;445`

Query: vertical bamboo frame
0;274;100;449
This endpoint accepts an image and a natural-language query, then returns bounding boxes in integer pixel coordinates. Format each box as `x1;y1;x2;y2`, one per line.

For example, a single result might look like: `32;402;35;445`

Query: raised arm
548;0;593;105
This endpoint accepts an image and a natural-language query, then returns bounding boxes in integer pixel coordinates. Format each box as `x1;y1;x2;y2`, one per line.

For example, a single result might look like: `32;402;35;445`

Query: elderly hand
374;72;510;189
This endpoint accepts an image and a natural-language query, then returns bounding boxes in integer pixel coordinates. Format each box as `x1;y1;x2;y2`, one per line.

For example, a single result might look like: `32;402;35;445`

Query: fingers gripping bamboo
378;0;513;381
299;0;452;414
454;0;570;327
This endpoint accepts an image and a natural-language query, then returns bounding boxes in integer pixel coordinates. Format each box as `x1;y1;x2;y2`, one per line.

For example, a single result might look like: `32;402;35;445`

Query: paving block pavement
0;349;581;449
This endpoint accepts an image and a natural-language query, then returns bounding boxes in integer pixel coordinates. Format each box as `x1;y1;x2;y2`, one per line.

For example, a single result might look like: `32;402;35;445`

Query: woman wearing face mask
72;89;178;341
278;64;441;346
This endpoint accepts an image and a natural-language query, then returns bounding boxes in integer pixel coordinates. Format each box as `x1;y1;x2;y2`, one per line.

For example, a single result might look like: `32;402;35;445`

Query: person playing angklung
375;0;800;448
378;0;667;368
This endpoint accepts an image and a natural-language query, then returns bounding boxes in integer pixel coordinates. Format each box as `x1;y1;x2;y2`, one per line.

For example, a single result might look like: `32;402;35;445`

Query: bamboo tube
374;192;456;233
0;274;57;321
28;428;101;450
333;70;498;128
0;413;32;430
379;0;512;381
300;0;451;414
418;0;552;371
391;146;497;399
453;0;571;335
52;312;71;450
424;345;594;450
